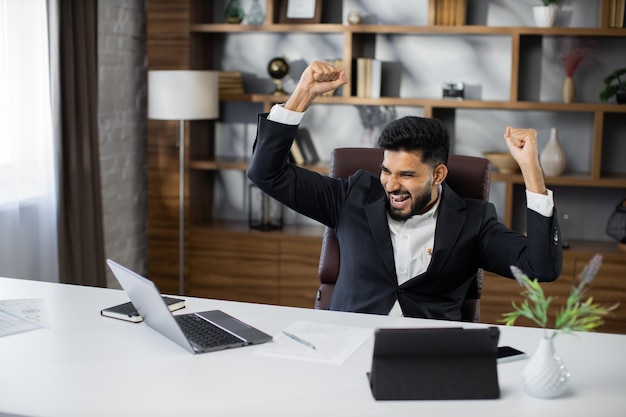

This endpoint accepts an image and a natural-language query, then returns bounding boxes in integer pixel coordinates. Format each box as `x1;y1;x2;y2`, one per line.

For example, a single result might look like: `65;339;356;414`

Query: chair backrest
315;147;491;322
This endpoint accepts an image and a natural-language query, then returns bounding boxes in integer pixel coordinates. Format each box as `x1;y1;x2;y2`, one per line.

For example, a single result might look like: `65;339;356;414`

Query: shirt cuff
526;189;554;217
268;104;304;125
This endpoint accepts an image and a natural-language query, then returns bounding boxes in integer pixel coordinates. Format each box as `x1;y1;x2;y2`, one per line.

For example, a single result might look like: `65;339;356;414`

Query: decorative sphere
268;57;289;80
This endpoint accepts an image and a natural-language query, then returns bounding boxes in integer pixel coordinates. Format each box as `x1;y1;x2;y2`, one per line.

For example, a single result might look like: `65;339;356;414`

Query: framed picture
279;0;322;24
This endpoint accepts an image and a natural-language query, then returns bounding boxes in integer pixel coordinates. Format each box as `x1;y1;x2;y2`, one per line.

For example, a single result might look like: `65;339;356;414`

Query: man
247;61;562;321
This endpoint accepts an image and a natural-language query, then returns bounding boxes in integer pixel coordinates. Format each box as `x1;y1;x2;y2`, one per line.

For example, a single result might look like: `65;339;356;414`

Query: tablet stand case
369;327;500;400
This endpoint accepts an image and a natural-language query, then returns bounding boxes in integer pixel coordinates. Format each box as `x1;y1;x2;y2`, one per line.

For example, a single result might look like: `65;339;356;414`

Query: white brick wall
98;0;147;288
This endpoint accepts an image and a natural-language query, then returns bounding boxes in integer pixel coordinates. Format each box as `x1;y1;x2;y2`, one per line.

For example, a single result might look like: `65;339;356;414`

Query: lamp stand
147;70;219;295
178;120;185;295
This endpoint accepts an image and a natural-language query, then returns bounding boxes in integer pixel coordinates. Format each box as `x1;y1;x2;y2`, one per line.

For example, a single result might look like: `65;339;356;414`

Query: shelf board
190;23;346;33
192;219;325;239
491;172;626;188
190;157;248;171
190;158;329;174
190;159;625;187
191;24;626;37
220;94;626;112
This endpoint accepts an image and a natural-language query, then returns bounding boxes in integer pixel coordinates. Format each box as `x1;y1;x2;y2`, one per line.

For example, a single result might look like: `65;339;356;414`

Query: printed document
0;298;46;337
255;321;373;365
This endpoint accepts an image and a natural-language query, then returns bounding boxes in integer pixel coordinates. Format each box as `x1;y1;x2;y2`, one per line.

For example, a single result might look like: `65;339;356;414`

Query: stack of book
218;71;245;96
608;0;625;28
355;58;382;99
432;0;466;26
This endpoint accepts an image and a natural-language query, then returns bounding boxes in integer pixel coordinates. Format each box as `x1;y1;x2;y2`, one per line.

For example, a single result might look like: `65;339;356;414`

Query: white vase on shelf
540;127;567;177
533;5;558;27
522;337;570;398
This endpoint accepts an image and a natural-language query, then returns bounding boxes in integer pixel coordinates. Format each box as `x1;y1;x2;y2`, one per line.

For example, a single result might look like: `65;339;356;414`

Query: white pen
282;330;316;350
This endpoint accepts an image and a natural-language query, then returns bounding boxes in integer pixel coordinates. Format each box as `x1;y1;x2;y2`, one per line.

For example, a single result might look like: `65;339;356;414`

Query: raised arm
504;126;547;195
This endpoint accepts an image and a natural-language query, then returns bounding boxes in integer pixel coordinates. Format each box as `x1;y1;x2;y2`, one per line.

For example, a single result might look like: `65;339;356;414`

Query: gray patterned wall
212;0;625;242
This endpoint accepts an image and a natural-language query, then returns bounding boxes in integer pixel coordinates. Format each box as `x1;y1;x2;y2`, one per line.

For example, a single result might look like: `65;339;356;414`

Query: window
0;0;55;205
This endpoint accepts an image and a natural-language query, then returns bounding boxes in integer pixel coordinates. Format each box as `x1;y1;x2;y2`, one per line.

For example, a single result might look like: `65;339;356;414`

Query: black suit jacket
248;114;563;321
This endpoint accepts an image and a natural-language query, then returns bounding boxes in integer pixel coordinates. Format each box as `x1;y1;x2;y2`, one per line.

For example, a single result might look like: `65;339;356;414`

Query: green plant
539;0;566;6
599;67;626;102
501;254;619;339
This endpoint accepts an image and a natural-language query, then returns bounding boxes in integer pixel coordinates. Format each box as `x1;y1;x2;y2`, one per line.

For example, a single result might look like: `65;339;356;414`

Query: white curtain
0;0;59;282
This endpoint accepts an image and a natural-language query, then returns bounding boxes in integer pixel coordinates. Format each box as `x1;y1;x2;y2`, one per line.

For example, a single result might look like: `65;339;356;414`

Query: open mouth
389;193;411;210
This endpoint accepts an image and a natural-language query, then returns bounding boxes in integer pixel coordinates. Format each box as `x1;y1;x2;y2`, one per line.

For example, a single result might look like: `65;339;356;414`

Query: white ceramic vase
533;5;558;27
540;127;567;176
522;337;570;398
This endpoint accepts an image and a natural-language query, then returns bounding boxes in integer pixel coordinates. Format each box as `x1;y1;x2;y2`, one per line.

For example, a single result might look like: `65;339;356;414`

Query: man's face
380;150;440;221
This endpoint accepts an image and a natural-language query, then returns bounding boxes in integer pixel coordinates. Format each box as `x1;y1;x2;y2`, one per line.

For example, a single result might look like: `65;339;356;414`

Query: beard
386;183;434;222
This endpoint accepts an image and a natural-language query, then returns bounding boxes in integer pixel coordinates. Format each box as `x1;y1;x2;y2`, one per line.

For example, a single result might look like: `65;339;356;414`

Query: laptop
368;327;500;400
106;259;273;354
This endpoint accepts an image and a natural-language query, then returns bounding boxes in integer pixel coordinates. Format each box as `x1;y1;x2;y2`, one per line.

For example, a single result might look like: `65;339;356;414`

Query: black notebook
101;296;185;323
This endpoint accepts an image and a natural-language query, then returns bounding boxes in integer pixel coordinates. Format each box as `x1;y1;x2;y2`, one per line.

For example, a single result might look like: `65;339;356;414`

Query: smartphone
497;346;528;364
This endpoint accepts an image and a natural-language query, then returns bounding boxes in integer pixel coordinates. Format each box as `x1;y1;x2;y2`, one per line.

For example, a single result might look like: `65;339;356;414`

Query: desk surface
1;277;625;417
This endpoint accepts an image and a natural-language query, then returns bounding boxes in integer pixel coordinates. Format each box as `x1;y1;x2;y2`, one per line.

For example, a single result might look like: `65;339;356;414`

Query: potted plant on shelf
501;254;619;399
600;67;626;104
533;0;566;27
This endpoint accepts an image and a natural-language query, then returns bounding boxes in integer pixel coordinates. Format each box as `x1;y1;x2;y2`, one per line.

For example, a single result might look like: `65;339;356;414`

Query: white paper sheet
0;298;46;337
255;321;373;365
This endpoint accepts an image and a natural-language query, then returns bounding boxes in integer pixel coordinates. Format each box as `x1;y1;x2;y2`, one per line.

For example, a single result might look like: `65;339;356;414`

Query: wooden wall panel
279;238;323;308
146;0;190;69
146;0;191;293
481;249;626;335
189;228;280;304
574;259;626;335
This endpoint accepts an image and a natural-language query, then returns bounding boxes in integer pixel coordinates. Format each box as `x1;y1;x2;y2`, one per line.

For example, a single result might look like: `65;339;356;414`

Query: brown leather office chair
315;148;491;322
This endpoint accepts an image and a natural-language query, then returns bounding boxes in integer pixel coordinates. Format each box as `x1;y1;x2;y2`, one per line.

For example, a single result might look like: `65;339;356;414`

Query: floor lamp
148;70;219;295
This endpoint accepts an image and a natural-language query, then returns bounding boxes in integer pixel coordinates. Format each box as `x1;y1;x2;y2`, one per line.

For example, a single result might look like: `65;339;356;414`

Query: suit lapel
427;184;467;275
365;184;397;282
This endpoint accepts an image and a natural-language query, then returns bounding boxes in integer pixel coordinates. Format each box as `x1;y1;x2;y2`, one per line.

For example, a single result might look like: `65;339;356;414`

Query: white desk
1;277;625;417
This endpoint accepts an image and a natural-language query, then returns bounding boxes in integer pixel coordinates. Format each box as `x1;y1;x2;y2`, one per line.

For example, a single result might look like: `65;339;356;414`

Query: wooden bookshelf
147;0;626;333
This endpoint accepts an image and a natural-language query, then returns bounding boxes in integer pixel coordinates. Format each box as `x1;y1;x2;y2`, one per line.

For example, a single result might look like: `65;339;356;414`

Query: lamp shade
148;70;219;120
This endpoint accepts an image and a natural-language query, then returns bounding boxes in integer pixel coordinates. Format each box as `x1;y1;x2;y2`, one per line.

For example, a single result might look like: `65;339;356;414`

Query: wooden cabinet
147;0;626;331
189;222;323;308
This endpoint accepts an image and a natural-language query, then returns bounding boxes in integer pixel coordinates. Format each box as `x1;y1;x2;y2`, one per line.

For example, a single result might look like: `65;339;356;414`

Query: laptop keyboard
175;314;243;349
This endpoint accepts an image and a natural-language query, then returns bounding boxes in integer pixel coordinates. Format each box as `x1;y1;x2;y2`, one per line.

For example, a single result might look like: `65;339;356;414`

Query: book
295;128;319;164
615;0;626;28
356;57;370;98
355;58;382;98
455;0;467;26
218;71;245;95
609;0;616;27
369;59;382;99
289;140;305;165
101;296;185;323
434;0;465;25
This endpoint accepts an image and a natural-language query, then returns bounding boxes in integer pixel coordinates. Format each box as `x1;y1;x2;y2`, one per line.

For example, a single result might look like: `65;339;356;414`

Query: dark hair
377;116;449;167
